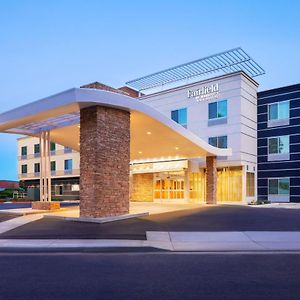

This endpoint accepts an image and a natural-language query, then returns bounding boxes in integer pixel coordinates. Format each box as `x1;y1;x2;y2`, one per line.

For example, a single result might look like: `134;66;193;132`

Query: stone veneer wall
130;173;153;202
80;106;130;218
206;156;217;204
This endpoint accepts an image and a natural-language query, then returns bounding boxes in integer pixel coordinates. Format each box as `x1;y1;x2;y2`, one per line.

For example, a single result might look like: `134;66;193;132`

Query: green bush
0;189;14;199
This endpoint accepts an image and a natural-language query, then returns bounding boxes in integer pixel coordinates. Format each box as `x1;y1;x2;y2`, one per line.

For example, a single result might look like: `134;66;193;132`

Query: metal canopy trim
126;48;265;91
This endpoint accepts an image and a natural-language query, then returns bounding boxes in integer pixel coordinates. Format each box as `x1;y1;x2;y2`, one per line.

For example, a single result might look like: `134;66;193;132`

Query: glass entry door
154;173;185;202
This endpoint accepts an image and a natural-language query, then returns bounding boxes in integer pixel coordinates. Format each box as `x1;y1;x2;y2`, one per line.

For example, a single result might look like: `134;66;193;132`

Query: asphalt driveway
1;205;300;239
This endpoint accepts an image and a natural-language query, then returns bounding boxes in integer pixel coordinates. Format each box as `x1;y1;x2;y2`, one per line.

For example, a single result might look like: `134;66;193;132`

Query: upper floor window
269;178;290;195
51;161;56;171
268;101;289;127
64;146;72;154
171;108;187;128
268;101;289;121
50;142;56;153
21;164;27;174
21;146;27;157
34;144;40;154
209;100;227;120
34;163;40;173
64;159;73;170
268;136;289;154
208;136;228;148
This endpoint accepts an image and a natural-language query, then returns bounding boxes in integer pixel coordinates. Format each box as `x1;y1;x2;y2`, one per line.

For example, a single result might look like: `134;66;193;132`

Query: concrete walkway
0;231;300;252
0;214;43;235
146;231;300;251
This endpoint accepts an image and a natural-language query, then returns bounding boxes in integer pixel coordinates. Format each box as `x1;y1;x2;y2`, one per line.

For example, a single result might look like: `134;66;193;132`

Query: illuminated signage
187;83;219;102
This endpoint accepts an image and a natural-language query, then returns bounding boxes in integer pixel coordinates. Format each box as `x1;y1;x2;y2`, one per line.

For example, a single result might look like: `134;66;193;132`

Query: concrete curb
44;212;150;224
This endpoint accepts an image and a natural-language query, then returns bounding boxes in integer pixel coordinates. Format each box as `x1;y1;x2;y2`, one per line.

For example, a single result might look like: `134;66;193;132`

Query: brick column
206;156;217;204
80;106;130;218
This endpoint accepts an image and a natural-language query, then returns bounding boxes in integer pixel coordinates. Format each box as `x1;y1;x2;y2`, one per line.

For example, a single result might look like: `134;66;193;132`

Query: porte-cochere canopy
0;88;232;161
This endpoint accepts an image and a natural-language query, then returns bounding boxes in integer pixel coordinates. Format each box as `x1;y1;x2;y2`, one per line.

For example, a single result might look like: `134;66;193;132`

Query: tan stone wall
130;173;153;202
206;156;217;204
80;106;130;218
32;201;60;210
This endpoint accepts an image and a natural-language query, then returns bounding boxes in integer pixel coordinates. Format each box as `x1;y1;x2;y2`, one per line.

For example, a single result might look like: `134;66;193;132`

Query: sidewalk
0;232;300;252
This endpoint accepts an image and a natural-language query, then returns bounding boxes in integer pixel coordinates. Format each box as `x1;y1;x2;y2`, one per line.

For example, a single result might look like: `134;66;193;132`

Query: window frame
21;146;27;157
208;99;227;120
268;178;290;195
21;164;28;174
268;100;290;121
268;135;289;155
208;135;228;149
34;163;40;174
171;107;187;127
64;159;73;171
246;172;255;197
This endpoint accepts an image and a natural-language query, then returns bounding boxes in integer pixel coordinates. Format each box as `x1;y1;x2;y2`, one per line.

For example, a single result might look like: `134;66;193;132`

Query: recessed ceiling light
138;151;142;154
175;147;179;150
147;131;151;135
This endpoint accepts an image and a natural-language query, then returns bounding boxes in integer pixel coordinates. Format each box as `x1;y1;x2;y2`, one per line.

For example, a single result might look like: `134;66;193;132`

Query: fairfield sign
187;83;219;102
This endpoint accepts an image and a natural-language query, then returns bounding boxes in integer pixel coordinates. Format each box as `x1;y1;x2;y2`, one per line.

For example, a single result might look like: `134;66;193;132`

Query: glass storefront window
268;136;289;154
268;101;289;120
246;172;255;197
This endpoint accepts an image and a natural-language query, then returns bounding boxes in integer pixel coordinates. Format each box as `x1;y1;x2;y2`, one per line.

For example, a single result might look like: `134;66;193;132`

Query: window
64;146;72;154
208;136;228;148
246;172;255;197
268;178;290;195
72;184;80;192
51;161;56;171
55;185;63;196
268;101;289;121
21;164;27;174
34;144;40;154
64;159;73;170
34;163;40;173
171;108;187;127
21;146;27;157
268;136;289;154
50;142;56;151
209;100;227;119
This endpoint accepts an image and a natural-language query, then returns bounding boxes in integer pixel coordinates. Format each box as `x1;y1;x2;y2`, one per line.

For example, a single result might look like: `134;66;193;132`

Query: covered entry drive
130;161;246;203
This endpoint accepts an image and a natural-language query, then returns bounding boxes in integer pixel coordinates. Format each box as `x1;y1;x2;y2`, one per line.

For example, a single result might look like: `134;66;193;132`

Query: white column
39;131;51;202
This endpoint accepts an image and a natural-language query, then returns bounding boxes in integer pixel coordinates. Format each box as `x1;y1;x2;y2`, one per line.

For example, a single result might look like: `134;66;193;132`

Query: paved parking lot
0;253;300;300
2;205;300;239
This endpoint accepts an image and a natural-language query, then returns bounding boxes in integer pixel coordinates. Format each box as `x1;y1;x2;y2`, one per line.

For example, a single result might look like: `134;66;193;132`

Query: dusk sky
0;0;299;180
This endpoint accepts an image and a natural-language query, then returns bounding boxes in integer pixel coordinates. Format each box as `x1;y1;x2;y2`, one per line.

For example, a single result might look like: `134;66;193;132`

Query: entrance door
154;173;185;202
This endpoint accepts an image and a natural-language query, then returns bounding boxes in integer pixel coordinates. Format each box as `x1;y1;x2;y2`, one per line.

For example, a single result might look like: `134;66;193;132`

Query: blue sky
0;0;299;180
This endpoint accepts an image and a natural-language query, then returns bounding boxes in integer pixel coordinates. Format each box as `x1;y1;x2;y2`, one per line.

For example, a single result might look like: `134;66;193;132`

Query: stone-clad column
80;106;130;218
206;156;217;204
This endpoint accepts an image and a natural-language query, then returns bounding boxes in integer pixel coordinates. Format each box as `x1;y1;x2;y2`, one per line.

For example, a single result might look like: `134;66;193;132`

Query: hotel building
257;83;300;203
17;48;263;204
